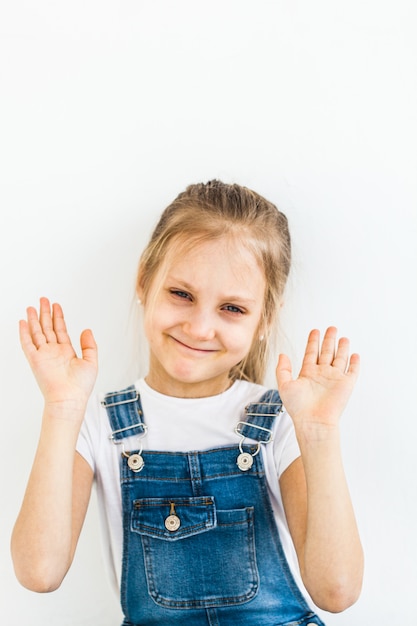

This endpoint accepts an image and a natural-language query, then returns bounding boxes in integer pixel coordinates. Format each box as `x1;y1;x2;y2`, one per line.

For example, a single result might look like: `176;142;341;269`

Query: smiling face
140;237;266;398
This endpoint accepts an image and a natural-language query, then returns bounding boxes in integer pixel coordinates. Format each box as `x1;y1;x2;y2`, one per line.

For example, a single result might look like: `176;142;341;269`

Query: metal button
237;452;254;471
165;514;181;532
127;453;144;472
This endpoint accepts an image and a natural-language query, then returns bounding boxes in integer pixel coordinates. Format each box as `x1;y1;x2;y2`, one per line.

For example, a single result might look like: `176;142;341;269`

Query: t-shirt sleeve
273;409;300;478
76;394;100;473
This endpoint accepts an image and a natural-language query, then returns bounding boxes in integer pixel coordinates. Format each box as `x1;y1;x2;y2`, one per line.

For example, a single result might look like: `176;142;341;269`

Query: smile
170;336;218;354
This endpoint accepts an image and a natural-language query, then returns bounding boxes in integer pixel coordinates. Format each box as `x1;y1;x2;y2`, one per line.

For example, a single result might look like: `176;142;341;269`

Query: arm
11;298;98;592
277;327;364;612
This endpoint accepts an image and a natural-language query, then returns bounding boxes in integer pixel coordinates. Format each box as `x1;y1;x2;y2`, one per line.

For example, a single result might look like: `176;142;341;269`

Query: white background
1;1;416;624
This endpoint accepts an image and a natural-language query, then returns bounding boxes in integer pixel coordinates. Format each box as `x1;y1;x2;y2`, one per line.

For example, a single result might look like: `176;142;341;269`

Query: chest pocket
129;496;259;609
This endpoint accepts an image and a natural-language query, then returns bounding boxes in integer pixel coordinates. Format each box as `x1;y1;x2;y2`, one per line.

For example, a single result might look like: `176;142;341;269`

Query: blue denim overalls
102;385;325;626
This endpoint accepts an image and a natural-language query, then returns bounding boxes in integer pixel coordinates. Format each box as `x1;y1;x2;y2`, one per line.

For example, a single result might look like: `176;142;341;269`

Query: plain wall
1;1;416;624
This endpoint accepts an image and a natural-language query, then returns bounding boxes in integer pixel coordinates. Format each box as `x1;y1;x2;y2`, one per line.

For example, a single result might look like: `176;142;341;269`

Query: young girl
12;180;363;626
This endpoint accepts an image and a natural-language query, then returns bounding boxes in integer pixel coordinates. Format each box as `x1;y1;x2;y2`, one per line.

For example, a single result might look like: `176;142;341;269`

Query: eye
170;289;192;301
222;304;244;315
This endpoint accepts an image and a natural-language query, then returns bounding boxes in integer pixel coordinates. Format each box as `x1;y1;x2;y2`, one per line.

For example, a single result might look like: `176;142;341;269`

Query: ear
136;286;144;304
136;264;145;302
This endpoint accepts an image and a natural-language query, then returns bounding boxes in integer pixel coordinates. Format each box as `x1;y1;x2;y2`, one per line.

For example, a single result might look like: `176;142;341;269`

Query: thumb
276;353;293;390
80;329;98;366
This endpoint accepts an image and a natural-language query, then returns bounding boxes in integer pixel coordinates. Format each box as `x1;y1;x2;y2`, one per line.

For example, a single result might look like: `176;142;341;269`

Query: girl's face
141;237;266;398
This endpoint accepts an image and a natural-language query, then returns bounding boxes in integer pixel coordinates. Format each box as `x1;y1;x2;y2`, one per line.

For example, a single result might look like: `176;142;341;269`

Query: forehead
161;237;265;296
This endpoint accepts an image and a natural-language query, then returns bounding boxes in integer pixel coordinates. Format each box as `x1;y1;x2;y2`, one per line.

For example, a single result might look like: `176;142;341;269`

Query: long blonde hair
137;180;291;384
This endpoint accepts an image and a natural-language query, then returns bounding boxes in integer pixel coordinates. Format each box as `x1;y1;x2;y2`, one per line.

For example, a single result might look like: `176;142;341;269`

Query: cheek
143;302;178;337
225;322;258;353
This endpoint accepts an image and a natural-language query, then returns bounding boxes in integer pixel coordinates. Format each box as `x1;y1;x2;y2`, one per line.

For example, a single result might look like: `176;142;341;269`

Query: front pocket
132;496;216;540
131;497;258;609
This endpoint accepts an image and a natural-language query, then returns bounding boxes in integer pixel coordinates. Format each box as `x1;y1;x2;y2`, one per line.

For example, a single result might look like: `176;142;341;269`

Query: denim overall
102;385;325;626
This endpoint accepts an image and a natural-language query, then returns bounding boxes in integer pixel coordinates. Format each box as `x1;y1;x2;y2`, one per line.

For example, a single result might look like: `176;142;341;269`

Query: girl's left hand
276;327;360;429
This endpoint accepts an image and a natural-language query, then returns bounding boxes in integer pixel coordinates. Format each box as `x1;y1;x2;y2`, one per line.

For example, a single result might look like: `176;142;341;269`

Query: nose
183;307;216;341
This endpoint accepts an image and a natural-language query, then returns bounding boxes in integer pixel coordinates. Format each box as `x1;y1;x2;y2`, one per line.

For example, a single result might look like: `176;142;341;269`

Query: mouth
170;336;218;354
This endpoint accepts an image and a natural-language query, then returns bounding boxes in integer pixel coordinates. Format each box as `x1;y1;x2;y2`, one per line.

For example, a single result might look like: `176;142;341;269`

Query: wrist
38;405;86;453
43;398;88;424
293;420;341;445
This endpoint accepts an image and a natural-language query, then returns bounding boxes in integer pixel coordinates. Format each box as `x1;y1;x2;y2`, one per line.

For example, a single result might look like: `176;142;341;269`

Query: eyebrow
166;277;258;304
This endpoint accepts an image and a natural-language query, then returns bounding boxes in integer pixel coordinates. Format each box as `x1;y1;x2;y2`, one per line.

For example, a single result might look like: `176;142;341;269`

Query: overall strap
101;384;146;441
235;388;283;443
101;385;283;445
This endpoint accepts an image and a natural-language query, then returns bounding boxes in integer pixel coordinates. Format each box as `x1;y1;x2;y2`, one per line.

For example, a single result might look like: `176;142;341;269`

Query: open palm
276;327;360;427
19;298;98;407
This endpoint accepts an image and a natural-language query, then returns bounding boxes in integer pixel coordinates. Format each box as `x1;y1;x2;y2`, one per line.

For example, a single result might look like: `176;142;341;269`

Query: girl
11;180;363;626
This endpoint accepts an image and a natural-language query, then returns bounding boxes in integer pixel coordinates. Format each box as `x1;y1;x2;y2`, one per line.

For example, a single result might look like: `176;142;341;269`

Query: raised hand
276;327;360;429
19;297;98;410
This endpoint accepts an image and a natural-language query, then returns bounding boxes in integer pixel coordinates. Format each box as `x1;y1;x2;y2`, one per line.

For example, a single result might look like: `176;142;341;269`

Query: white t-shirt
76;378;303;598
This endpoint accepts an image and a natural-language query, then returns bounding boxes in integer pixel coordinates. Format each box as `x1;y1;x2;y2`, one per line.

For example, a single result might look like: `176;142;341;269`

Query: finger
332;336;351;372
19;319;38;358
347;353;360;380
301;329;320;367
39;297;57;344
26;304;47;349
276;353;293;389
317;326;337;365
52;302;70;344
80;329;98;367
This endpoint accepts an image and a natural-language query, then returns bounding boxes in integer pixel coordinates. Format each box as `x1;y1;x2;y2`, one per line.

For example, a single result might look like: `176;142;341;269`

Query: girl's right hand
19;297;98;414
